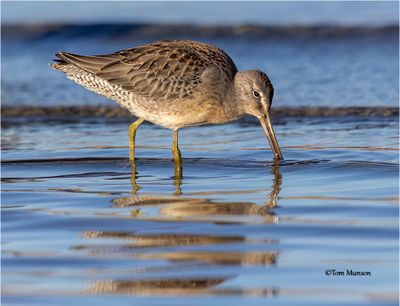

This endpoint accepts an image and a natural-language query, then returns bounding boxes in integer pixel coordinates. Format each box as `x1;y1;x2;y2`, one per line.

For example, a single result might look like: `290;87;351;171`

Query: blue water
2;2;398;25
1;23;399;306
2;114;399;306
1;30;398;107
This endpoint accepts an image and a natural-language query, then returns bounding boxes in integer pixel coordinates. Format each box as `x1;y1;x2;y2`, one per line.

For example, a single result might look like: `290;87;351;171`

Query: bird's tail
50;52;73;72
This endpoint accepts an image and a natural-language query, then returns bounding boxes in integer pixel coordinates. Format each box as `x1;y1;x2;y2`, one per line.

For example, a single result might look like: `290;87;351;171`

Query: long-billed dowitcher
51;39;283;177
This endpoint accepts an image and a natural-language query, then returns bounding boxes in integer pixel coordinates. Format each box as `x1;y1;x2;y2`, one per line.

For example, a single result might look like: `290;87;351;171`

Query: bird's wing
55;40;235;101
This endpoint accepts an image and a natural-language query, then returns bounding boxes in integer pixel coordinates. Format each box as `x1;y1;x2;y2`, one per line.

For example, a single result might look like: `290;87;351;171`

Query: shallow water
2;115;398;306
2;28;398;107
2;22;399;305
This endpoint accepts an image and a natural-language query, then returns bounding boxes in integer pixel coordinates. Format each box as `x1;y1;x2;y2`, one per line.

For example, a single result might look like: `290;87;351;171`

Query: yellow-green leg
172;130;183;194
128;118;144;193
128;118;145;161
130;161;140;193
172;130;182;174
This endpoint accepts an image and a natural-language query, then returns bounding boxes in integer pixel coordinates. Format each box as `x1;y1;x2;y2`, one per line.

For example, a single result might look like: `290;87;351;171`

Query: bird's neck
220;77;245;121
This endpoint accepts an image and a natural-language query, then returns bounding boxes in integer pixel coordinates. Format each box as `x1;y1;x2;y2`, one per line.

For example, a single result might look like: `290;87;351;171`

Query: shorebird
51;40;283;177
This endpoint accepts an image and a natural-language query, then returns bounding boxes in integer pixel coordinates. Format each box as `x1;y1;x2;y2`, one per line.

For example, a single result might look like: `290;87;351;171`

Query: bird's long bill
259;113;283;160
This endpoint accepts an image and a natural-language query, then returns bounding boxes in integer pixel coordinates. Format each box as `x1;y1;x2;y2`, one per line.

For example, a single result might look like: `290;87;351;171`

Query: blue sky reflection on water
1;1;398;25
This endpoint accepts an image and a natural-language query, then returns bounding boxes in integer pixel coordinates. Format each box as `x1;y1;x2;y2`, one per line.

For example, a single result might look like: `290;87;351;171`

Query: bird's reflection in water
80;231;279;296
121;161;282;223
75;231;277;265
130;158;182;194
81;162;282;296
78;231;248;249
88;278;228;295
134;250;278;266
88;277;279;296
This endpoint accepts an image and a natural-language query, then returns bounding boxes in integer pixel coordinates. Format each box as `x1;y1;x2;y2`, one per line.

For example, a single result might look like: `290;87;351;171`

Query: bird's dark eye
253;90;260;98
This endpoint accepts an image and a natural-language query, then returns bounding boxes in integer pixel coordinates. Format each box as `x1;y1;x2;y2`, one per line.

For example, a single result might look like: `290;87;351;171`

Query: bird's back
52;40;237;106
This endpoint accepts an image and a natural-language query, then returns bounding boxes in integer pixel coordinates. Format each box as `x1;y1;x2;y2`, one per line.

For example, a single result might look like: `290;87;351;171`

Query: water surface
2;21;399;306
2;26;398;107
2;115;398;306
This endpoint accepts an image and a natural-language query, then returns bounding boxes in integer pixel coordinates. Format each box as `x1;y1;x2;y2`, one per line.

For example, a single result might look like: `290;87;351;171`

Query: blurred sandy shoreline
3;23;398;41
2;105;398;119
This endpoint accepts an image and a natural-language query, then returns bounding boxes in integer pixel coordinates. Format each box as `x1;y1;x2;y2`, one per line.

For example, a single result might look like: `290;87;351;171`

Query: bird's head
235;70;283;160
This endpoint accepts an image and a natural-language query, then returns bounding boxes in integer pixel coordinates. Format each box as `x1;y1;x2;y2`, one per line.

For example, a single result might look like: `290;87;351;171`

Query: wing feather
55;40;237;102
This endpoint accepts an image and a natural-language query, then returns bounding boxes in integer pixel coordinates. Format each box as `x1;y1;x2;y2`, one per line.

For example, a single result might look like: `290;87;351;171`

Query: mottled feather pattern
51;39;282;159
51;40;248;129
53;40;237;103
51;61;135;110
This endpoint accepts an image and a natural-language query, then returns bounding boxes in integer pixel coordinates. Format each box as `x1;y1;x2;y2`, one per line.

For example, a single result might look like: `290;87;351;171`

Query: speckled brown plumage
52;40;238;128
51;39;283;160
55;40;235;100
